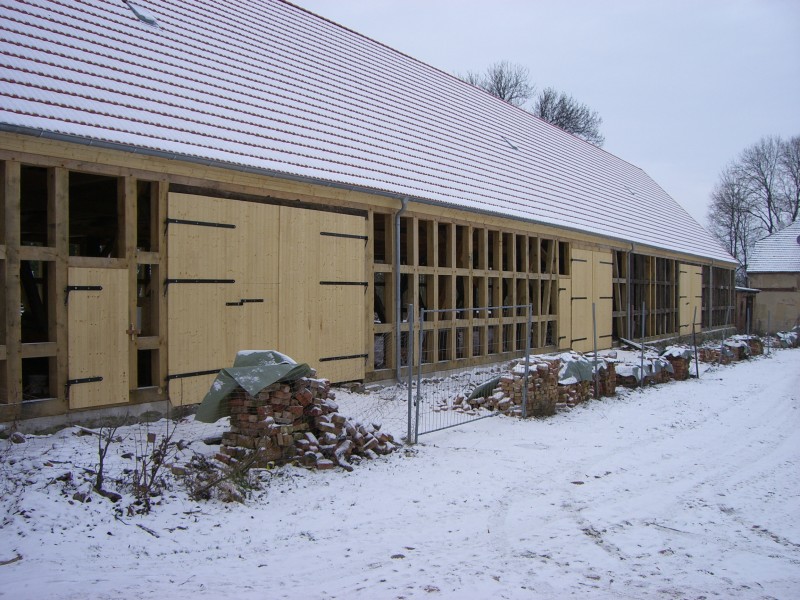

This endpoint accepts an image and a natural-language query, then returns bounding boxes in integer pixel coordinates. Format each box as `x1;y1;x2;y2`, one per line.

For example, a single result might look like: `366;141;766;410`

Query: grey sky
296;0;800;227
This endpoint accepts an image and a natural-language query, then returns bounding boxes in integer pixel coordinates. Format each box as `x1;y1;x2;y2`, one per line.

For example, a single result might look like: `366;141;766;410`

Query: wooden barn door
592;251;614;349
570;249;593;352
67;267;129;409
279;207;366;382
678;263;703;335
570;248;613;353
166;193;279;405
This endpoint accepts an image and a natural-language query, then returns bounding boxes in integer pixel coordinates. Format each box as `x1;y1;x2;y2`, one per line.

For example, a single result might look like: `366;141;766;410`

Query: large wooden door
570;248;613;353
67;267;129;409
167;193;280;405
592;251;614;348
167;194;366;405
570;248;593;352
678;263;703;335
279;207;367;382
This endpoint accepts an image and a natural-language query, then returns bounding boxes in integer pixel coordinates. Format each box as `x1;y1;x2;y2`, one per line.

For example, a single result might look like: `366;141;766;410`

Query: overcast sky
296;0;800;227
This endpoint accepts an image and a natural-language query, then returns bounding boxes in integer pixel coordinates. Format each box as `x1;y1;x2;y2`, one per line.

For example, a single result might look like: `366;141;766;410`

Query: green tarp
195;351;312;423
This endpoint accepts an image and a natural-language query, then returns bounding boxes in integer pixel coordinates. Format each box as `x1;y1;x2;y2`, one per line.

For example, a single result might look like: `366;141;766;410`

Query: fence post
639;301;646;389
522;304;531;418
767;311;771;356
692;306;700;379
718;305;731;365
406;303;414;445
592;302;598;399
415;307;424;444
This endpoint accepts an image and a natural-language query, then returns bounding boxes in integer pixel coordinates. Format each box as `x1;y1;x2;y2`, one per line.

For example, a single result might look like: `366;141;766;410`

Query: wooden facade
0;133;737;421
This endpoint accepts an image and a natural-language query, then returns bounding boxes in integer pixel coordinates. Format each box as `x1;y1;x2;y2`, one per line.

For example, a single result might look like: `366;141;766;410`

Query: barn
0;0;736;422
747;221;800;332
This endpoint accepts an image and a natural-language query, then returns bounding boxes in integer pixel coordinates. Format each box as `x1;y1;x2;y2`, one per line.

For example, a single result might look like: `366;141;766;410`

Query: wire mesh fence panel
412;305;532;441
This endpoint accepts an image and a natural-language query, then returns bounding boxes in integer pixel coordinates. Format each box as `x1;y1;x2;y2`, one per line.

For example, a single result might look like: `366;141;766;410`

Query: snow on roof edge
2;122;736;265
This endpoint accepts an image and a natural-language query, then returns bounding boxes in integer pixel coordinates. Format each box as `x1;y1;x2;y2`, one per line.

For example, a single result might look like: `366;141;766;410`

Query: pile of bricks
499;359;562;416
663;355;690;380
615;359;673;388
597;362;617;396
557;380;592;408
745;337;764;356
217;378;398;471
698;346;732;364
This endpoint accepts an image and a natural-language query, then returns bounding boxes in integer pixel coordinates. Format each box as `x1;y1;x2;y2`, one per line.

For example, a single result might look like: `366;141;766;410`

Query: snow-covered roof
0;0;734;263
748;221;800;273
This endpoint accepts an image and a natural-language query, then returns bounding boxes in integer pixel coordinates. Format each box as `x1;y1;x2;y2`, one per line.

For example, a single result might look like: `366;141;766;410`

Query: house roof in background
748;221;800;273
0;0;735;263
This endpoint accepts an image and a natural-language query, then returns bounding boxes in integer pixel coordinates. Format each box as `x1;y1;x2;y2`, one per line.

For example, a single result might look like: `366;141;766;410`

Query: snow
1;349;799;599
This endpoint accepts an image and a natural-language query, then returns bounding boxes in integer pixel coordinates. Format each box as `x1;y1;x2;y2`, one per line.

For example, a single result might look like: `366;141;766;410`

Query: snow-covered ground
1;349;799;599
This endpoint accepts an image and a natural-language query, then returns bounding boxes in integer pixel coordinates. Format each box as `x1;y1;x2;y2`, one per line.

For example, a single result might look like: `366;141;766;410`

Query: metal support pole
767;311;771;356
639;301;646;389
406;303;414;444
592;302;598;399
692;306;700;379
746;307;751;336
415;307;424;444
719;305;731;365
522;304;532;418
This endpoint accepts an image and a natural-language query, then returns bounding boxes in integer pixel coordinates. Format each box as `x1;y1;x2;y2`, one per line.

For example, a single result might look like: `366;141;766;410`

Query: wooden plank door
592;251;614;350
67;267;129;409
679;263;703;335
570;248;593;352
278;207;367;382
558;279;572;350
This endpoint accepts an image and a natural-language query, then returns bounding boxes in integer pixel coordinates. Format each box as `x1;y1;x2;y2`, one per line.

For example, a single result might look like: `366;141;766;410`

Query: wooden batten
3;160;22;411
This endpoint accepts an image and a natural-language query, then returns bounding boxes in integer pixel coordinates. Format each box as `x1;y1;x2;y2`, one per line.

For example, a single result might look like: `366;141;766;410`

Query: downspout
395;197;409;382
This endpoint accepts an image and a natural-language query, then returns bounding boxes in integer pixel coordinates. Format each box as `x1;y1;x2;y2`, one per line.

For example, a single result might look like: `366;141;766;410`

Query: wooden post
156;179;168;391
47;167;68;410
4;161;22;409
123;177;138;392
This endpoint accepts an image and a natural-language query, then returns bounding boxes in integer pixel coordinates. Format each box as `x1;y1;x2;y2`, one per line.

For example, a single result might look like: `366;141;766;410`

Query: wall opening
418;220;432;267
69;172;121;257
373;214;389;264
20;165;49;247
20;260;50;343
136;180;155;251
23;357;52;401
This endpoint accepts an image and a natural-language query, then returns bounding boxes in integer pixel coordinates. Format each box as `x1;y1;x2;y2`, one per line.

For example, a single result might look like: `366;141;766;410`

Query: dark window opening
137;180;154;251
137;350;155;387
21;260;50;343
23;357;52;400
20;166;49;247
69;172;121;257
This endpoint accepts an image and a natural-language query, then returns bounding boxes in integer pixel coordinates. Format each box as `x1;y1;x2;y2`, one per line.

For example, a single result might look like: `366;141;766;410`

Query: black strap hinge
65;285;102;305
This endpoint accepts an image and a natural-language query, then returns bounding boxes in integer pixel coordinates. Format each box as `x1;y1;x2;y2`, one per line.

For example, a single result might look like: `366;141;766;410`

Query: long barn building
0;0;736;422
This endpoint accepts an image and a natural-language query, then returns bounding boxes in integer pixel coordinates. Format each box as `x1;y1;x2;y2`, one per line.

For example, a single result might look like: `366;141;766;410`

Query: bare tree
779;135;800;222
707;164;756;282
462;61;534;107
737;136;785;234
532;87;605;147
460;62;604;146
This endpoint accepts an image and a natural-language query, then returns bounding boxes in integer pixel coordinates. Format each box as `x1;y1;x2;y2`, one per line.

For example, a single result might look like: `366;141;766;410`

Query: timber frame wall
371;211;568;378
0;133;737;420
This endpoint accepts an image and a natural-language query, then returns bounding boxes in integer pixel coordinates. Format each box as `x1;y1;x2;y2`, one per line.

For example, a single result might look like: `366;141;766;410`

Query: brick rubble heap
218;378;398;471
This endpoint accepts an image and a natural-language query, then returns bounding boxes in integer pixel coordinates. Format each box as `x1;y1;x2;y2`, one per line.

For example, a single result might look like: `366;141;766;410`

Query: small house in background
747;221;800;333
0;0;736;423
